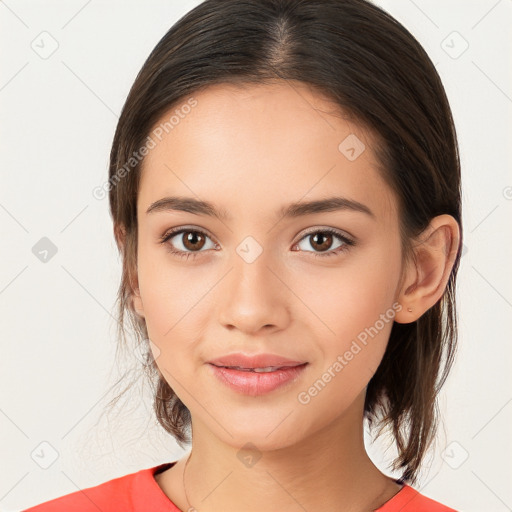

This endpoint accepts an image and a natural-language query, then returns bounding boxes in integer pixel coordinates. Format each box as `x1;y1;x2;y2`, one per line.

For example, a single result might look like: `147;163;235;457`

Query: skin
128;80;460;512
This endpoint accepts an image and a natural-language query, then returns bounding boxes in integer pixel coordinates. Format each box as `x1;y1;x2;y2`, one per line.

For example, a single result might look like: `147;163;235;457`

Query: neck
176;392;400;512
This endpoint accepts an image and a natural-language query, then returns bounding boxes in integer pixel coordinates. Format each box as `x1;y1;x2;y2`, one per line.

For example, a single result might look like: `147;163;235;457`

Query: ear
394;214;460;324
114;222;146;319
132;285;145;320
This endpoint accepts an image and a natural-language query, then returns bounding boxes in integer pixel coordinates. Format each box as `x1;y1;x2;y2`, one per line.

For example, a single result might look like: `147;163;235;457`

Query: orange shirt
23;462;458;511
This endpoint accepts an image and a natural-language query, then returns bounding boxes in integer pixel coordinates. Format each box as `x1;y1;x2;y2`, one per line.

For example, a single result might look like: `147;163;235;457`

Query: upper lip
207;353;307;369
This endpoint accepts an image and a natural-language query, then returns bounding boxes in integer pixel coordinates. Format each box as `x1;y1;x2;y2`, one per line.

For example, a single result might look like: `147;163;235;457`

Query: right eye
159;227;218;259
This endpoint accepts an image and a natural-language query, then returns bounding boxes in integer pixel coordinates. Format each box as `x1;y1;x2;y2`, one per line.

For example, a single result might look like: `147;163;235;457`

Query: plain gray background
1;1;511;511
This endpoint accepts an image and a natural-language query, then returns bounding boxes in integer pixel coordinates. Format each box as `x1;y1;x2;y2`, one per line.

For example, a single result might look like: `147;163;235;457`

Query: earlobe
130;267;145;319
395;214;460;324
132;288;145;319
115;223;145;319
114;223;127;254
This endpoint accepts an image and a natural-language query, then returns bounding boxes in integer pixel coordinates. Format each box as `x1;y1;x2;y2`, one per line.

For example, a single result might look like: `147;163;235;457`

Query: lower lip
208;363;308;396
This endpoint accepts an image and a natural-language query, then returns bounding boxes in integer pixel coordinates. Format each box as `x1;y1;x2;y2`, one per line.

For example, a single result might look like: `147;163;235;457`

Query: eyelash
158;227;355;260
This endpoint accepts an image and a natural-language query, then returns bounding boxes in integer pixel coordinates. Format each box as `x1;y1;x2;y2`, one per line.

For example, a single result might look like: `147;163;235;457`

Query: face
133;81;405;450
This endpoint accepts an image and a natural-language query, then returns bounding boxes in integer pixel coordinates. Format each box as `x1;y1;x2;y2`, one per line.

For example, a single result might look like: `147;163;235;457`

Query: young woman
25;0;462;510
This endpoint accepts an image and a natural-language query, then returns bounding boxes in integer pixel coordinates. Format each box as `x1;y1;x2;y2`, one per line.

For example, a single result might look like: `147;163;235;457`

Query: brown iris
309;232;333;252
182;231;207;251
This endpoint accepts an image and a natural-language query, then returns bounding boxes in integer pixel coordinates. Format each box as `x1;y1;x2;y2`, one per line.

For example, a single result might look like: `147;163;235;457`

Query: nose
217;247;291;335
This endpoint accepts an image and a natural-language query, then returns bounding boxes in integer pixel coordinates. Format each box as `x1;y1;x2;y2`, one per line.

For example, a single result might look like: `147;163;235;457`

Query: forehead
138;81;397;225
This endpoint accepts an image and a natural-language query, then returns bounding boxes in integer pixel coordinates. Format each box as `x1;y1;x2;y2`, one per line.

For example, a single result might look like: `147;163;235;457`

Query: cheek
138;260;178;338
292;255;400;423
136;243;215;362
294;241;401;369
290;269;399;443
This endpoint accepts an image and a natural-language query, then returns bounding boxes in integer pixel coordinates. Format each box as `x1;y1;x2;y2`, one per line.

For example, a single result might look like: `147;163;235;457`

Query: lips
208;362;309;396
207;352;307;370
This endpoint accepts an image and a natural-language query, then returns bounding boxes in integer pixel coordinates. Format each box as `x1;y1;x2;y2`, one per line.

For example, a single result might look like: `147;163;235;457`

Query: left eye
293;229;355;257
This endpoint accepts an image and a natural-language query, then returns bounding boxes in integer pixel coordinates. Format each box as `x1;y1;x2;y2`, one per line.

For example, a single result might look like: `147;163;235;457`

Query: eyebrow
145;195;375;221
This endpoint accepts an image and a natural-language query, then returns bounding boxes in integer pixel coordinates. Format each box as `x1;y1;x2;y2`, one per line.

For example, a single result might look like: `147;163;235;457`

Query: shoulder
377;484;459;512
22;465;163;512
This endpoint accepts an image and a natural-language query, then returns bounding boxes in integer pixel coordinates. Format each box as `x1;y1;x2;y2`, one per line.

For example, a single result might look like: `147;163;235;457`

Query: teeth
226;366;283;372
253;366;282;372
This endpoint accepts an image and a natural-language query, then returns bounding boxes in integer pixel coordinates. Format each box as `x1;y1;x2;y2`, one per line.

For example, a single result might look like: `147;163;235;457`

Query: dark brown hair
107;0;463;485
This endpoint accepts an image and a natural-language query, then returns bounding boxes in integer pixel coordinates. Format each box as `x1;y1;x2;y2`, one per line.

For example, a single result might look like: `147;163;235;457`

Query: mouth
207;362;309;396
